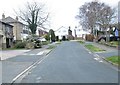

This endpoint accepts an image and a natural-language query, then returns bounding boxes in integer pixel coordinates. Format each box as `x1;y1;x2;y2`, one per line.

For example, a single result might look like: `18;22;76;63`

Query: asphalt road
20;41;118;83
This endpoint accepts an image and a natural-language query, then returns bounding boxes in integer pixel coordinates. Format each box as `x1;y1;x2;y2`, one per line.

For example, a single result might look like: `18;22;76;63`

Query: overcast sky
0;0;119;30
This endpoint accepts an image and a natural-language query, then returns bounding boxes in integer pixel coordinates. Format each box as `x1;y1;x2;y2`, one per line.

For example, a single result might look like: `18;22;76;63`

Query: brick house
1;14;30;42
38;29;48;37
0;21;13;48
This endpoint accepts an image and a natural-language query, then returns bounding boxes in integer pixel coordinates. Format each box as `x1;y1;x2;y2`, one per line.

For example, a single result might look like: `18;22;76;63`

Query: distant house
74;26;90;39
55;26;69;40
1;14;30;42
0;21;13;48
37;29;48;37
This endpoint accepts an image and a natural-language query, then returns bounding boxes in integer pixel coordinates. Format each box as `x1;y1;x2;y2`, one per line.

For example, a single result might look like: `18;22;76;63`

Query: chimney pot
2;13;5;19
16;16;18;21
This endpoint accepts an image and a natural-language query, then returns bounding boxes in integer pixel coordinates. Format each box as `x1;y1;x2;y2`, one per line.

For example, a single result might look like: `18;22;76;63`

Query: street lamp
74;26;77;39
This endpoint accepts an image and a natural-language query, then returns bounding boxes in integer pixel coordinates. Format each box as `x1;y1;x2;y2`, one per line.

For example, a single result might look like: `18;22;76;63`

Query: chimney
16;16;18;21
2;13;5;19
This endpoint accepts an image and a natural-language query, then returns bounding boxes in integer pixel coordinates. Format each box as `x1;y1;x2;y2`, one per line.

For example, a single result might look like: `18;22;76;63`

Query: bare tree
76;1;101;34
76;1;116;36
97;6;116;30
17;1;50;34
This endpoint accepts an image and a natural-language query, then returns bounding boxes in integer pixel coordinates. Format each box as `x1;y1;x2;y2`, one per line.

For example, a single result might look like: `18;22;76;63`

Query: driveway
0;50;30;60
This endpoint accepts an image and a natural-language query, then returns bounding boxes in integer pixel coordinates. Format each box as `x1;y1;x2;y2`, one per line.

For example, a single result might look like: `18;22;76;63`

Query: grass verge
2;48;25;50
85;44;105;52
108;41;118;47
106;56;119;65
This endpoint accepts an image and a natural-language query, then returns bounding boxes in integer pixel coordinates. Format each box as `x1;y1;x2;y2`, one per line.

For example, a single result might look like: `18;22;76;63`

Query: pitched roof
2;16;22;24
0;20;13;27
55;26;68;32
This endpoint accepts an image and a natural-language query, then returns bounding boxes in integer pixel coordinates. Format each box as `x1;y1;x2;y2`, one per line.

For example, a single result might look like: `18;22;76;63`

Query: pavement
0;50;30;60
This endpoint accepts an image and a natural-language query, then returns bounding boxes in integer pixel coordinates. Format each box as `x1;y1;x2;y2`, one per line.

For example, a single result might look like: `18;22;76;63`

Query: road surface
19;41;118;83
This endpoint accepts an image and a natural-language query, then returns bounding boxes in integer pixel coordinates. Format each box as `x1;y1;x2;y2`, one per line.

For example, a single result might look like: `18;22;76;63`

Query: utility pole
74;26;77;39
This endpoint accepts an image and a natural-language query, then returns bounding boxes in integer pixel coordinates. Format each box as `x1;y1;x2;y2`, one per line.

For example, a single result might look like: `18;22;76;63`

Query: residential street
0;0;119;84
15;41;118;83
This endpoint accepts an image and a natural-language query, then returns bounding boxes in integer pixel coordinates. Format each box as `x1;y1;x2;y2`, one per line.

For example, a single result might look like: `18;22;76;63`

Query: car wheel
100;38;106;44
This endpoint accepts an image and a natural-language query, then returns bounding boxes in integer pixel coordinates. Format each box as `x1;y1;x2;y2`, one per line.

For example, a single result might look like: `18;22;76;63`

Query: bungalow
55;26;68;40
55;26;74;40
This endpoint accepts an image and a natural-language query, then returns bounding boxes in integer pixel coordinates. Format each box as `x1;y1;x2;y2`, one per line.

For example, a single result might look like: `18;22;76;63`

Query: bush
25;42;35;49
14;42;26;48
44;34;50;41
25;39;42;49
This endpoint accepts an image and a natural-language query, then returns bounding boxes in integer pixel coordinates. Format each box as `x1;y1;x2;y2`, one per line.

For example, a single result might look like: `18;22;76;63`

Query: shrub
25;39;42;49
44;34;50;41
14;42;26;48
25;42;35;49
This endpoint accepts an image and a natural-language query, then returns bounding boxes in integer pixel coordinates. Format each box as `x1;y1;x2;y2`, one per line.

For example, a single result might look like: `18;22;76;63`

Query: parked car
98;34;120;42
25;36;42;49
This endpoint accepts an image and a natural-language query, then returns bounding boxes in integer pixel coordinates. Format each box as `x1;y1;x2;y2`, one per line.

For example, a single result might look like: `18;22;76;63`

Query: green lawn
2;48;25;50
85;44;105;52
106;56;119;65
109;41;118;46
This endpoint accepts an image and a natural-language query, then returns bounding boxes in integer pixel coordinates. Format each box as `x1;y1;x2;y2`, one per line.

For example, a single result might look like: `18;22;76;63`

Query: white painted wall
55;27;68;40
75;26;90;39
